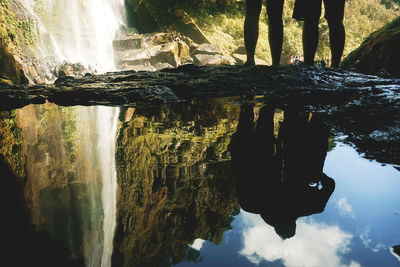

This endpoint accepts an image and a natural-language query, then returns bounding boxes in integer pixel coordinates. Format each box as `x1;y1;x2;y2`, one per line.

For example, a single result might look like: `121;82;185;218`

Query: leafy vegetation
183;0;399;65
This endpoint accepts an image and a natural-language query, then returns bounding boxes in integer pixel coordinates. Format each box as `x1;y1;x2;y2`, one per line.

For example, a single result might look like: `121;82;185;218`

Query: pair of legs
295;0;346;67
244;0;284;66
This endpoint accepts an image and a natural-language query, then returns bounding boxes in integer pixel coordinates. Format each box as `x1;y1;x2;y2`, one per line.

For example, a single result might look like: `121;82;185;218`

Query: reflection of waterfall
96;106;120;267
20;0;125;71
19;104;121;266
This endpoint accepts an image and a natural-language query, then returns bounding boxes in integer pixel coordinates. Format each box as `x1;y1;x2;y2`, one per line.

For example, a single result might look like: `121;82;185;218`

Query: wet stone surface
0;64;399;108
1;64;399;165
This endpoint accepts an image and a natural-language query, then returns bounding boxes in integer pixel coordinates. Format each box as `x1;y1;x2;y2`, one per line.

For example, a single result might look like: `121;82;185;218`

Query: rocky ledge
0;64;399;108
0;64;399;166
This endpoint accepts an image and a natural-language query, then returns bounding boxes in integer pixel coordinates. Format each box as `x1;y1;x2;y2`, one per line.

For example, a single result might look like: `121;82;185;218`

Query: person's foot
244;59;255;66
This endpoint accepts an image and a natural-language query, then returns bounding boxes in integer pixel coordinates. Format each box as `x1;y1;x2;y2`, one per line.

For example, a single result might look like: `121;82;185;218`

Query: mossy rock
0;40;25;84
342;16;400;78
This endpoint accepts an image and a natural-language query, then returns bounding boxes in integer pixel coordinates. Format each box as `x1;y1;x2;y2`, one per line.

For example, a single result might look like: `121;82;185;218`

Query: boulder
342;16;400;78
115;48;152;66
113;37;143;51
150;42;180;67
192;43;222;56
231;53;246;65
0;41;27;84
193;54;236;66
113;32;195;70
169;10;211;44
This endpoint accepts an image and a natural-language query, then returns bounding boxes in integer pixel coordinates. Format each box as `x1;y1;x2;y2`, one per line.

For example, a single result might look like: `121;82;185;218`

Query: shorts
292;0;345;21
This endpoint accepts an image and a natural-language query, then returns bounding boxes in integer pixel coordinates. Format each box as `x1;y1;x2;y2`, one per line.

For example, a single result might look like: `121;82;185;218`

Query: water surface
0;98;399;267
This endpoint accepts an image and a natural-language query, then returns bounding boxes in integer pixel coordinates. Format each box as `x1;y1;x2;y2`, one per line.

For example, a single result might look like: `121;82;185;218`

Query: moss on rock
342;16;400;77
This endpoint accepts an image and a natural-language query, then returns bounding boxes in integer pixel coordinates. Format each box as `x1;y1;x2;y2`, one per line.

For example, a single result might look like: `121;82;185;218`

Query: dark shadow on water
231;102;335;239
0;154;84;267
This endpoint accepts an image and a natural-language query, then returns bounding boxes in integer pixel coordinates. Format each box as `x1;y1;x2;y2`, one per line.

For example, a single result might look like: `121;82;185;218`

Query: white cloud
337;197;355;218
190;238;206;251
239;211;360;267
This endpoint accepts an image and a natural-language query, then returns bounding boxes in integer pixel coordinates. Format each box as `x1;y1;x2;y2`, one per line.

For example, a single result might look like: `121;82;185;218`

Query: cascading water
20;0;125;72
18;0;125;266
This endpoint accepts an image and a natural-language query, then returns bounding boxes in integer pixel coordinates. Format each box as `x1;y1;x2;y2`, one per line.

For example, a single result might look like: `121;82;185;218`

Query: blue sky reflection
239;211;360;267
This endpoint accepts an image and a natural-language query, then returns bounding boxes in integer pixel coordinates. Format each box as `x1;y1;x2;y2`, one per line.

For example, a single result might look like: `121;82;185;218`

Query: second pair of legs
244;0;345;68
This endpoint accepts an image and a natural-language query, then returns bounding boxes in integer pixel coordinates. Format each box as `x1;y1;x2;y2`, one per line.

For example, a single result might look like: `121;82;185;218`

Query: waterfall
18;0;125;266
96;106;120;267
20;0;125;72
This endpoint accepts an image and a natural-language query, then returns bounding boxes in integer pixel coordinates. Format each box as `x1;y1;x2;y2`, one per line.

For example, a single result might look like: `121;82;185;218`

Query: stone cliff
342;16;400;78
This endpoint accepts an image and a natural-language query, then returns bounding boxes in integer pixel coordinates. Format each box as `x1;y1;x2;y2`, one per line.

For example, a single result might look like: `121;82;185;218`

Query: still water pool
0;98;399;267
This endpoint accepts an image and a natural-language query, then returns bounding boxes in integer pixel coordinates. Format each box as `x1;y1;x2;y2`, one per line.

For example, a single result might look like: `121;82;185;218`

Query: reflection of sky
176;143;400;267
239;211;360;267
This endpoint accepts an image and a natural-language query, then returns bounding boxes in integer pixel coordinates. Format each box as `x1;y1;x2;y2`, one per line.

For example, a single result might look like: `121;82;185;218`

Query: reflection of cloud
190;239;205;251
359;227;372;248
239;211;360;267
337;197;355;218
359;227;385;253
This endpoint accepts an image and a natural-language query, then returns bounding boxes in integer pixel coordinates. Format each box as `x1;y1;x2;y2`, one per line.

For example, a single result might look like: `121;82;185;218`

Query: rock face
342;16;400;78
0;0;59;85
113;100;239;266
113;29;237;70
1;64;399;166
125;0;211;43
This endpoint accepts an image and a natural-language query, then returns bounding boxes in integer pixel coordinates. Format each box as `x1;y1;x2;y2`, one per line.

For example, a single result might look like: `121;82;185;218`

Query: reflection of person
293;0;346;68
231;103;335;239
244;0;284;66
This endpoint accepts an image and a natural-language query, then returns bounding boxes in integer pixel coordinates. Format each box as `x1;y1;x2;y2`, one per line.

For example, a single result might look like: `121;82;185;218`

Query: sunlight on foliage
188;0;399;65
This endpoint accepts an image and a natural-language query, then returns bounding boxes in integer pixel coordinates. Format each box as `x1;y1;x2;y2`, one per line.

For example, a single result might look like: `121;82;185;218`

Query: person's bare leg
302;17;319;66
244;0;262;66
266;0;284;65
327;18;345;68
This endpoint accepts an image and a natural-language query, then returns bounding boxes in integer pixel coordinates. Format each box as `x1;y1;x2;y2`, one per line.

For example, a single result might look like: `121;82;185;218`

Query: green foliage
186;0;400;65
0;0;36;49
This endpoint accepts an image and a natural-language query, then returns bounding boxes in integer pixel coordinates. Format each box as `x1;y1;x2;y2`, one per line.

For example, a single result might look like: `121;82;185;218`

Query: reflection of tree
231;103;335;239
113;100;240;267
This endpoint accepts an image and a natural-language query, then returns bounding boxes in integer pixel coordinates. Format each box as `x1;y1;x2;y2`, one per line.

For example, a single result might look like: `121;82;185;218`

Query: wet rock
191;43;236;66
150;42;180;67
115;48;151;66
1;64;400;167
54;62;93;79
153;62;174;70
169;9;211;44
113;36;143;51
192;43;221;56
113;32;195;70
231;53;267;66
342;16;400;78
193;54;235;66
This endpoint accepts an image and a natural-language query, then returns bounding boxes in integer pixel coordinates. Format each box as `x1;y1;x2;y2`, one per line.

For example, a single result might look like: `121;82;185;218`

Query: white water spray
21;0;125;72
19;0;125;266
96;106;120;267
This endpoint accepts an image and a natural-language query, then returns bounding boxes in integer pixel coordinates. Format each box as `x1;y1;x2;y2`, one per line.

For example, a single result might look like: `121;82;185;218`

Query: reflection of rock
391;245;400;261
342;17;400;78
14;103;107;265
113;100;240;267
